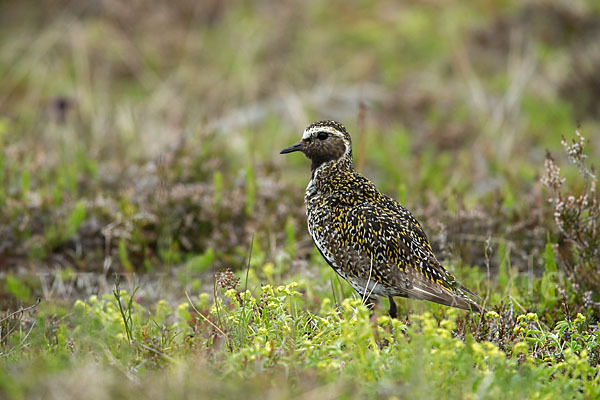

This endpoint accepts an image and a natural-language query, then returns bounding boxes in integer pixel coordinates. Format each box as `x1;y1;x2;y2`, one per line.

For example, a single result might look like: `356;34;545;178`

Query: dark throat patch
305;136;347;171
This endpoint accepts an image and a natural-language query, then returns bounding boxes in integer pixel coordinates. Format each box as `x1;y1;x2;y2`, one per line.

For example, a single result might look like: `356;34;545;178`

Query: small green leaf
544;233;557;275
497;241;510;290
185;248;215;273
542;233;557;308
4;274;31;301
64;201;86;239
213;171;223;206
119;239;134;272
245;165;255;215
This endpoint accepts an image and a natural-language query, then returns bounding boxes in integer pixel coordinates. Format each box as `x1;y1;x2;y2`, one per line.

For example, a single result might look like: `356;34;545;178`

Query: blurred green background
2;0;599;276
2;1;600;399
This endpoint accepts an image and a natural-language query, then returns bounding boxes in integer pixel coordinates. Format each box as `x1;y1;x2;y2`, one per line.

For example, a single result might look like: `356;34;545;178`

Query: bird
280;120;484;317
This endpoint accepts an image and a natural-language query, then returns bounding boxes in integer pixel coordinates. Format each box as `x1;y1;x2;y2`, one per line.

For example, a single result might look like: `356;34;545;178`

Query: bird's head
280;120;353;171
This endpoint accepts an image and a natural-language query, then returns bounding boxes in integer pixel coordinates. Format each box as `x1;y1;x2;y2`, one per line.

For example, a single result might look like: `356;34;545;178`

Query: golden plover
281;120;483;317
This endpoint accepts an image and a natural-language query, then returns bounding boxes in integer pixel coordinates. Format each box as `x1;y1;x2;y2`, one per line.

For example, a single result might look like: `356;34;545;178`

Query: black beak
280;141;303;154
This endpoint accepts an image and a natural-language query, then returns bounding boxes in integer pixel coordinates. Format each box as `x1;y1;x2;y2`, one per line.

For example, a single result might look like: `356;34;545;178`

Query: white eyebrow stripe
301;125;343;140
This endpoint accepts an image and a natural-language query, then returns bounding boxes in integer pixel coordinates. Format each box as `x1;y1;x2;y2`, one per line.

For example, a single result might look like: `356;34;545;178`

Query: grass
1;277;599;398
1;0;600;398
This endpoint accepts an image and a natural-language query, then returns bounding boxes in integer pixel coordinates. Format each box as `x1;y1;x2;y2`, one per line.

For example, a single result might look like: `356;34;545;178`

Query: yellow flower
513;342;528;355
526;312;538;322
574;313;586;324
485;311;499;319
74;299;86;310
320;298;333;314
436;328;451;339
440;318;456;331
471;342;484;356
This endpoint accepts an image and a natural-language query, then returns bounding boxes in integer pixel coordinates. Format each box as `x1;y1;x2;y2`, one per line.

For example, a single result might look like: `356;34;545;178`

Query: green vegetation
2;282;600;398
1;0;600;398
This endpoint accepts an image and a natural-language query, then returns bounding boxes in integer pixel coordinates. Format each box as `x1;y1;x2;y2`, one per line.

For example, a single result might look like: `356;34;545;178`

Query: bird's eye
317;132;328;140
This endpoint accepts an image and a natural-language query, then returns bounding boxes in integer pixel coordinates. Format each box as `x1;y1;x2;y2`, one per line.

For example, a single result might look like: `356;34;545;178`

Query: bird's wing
330;200;483;312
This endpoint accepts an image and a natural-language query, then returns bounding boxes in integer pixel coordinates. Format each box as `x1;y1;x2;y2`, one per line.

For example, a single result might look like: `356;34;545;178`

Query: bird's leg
364;296;379;314
388;296;398;319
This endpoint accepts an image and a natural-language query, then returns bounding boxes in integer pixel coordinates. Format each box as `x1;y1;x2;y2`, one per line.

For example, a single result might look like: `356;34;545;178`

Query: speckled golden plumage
281;120;483;317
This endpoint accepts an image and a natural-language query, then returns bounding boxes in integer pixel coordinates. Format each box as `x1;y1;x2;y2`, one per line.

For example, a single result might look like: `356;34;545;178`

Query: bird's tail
452;287;487;314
